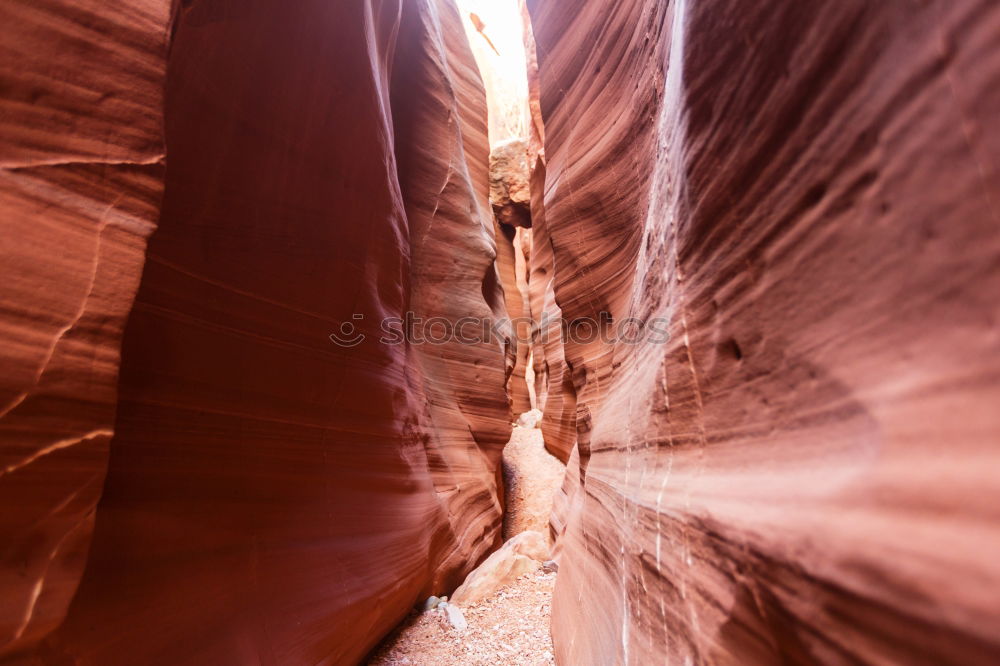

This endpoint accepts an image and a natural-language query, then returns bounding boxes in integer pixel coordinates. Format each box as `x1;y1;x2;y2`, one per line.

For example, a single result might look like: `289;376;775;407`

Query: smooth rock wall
2;0;508;663
528;0;1000;663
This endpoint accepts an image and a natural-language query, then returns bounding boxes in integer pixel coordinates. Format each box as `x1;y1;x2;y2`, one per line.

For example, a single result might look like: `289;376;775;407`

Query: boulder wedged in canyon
0;1;169;657
528;0;1000;663
489;138;534;419
2;1;509;663
489;138;533;230
451;529;548;606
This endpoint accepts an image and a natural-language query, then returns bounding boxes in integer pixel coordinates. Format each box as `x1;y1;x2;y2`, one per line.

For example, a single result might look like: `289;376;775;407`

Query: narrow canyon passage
368;421;564;665
2;0;1000;665
367;7;561;660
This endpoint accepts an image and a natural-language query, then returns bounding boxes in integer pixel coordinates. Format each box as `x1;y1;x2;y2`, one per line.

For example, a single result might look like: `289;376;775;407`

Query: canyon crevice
3;1;511;663
2;0;1000;664
527;0;1000;663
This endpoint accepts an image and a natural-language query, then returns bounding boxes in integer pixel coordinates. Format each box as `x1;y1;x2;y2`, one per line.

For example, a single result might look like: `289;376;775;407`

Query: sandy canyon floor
368;424;565;665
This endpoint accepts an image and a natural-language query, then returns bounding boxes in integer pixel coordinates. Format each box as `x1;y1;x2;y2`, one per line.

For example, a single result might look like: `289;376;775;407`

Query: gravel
367;425;564;665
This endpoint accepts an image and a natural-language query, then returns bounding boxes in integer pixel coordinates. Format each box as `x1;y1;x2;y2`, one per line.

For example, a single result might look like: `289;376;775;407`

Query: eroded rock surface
527;172;576;463
489;138;532;230
2;0;510;663
0;0;169;656
392;0;514;597
460;1;541;420
528;0;1000;663
493;223;534;415
489;138;534;417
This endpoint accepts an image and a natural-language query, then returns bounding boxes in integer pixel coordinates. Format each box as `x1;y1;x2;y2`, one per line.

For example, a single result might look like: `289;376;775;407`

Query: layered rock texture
459;0;544;419
2;0;510;663
489;140;533;415
6;0;1000;663
528;0;1000;663
527;158;575;463
493;220;534;415
0;0;169;655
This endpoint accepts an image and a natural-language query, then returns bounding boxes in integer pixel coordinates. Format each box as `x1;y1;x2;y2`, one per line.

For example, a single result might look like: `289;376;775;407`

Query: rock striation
460;2;538;419
6;0;1000;663
526;156;575;463
493;220;534;416
0;0;169;657
528;0;1000;663
2;0;510;663
391;0;514;598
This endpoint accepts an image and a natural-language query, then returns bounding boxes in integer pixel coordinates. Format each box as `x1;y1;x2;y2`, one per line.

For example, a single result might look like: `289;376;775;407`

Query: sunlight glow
455;0;531;145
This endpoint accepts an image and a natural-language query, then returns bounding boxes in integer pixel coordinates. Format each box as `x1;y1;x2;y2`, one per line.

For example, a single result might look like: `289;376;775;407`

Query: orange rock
490;138;532;229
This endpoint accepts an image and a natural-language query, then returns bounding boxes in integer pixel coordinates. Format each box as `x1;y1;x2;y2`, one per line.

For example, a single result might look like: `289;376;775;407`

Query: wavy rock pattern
461;2;538;419
392;0;514;596
494;221;533;416
0;0;169;657
6;0;1000;662
528;0;1000;663
2;0;508;663
527;156;575;465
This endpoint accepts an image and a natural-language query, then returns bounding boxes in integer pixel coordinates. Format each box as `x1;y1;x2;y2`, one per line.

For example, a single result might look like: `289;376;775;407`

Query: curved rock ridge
526;156;575;464
0;0;169;657
391;0;515;596
507;0;573;463
494;221;534;416
458;1;540;419
528;0;1000;663
2;0;510;663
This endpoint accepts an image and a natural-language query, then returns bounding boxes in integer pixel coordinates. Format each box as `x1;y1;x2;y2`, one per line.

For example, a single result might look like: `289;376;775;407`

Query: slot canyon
1;0;999;664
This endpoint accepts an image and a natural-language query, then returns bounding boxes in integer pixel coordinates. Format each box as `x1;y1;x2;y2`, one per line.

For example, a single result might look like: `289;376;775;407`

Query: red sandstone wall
528;0;1000;663
2;0;507;663
391;0;514;594
0;1;169;656
494;220;533;416
526;158;576;463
